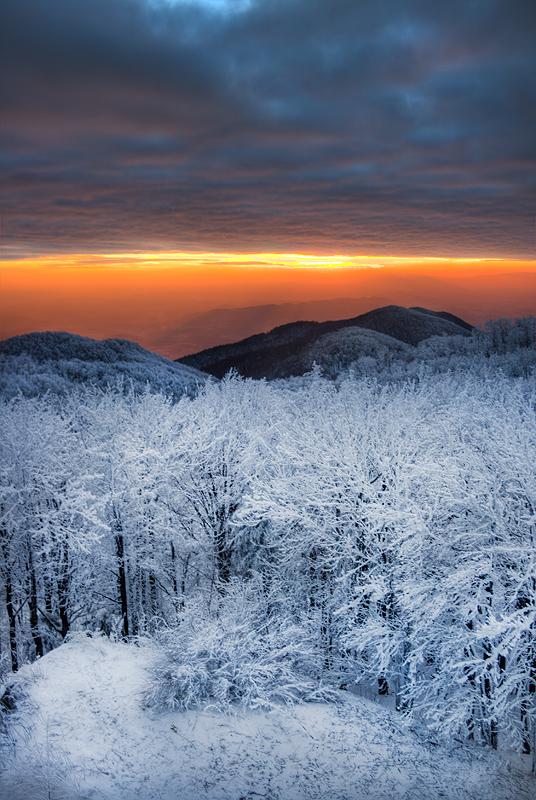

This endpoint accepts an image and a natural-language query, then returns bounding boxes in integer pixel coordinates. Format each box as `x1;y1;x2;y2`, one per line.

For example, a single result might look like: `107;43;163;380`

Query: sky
1;0;535;355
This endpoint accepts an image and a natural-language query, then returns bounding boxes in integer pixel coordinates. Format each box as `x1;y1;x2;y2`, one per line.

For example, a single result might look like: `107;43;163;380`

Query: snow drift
1;635;532;800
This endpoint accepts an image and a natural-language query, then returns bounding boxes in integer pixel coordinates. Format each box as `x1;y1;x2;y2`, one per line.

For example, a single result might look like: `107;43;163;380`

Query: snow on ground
0;635;533;800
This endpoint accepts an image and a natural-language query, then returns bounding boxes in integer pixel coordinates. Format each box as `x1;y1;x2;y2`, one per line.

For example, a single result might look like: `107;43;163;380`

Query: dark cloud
1;0;535;256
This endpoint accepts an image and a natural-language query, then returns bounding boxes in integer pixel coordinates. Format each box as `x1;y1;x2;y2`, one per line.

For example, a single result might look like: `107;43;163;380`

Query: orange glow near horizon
2;252;536;358
3;251;529;271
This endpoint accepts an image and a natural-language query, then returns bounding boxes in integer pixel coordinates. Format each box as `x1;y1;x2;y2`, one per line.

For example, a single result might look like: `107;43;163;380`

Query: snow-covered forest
1;318;536;798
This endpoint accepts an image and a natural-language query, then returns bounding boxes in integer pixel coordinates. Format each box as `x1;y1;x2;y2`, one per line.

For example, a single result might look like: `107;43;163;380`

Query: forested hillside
0;331;207;397
1;318;536;772
180;305;473;378
180;308;536;381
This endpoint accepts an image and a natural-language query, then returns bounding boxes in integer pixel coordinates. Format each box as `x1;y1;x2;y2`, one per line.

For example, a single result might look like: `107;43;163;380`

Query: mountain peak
179;305;472;379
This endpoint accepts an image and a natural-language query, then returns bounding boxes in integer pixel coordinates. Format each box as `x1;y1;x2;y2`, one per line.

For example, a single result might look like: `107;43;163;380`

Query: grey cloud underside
1;0;535;255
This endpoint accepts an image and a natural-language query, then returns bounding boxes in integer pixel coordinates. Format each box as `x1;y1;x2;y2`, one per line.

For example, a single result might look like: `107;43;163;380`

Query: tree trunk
169;540;178;597
42;556;54;616
319;563;334;671
27;545;44;658
215;523;231;588
115;531;129;639
482;579;497;748
57;540;70;639
5;572;18;672
521;653;535;759
519;578;535;761
179;553;190;612
148;571;158;618
378;677;389;695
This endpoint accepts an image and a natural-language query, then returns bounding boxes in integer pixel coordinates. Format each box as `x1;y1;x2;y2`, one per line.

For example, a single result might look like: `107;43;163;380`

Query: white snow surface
1;635;533;800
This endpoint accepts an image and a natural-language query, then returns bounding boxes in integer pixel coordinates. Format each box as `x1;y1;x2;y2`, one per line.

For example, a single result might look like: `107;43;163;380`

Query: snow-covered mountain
0;331;208;397
179;305;472;379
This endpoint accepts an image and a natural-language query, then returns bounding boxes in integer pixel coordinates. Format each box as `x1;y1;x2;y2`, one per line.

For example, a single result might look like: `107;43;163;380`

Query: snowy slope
0;331;208;397
295;326;411;377
1;636;532;800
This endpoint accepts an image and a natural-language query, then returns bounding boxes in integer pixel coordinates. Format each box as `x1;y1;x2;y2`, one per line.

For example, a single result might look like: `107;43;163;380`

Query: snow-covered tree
1;352;535;764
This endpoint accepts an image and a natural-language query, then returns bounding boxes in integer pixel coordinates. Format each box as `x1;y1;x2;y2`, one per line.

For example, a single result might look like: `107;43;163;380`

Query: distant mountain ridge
179;305;473;379
157;296;389;357
0;306;475;393
0;331;208;397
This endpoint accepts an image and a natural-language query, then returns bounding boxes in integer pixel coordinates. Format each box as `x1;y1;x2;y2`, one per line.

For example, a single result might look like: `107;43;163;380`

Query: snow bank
0;635;532;800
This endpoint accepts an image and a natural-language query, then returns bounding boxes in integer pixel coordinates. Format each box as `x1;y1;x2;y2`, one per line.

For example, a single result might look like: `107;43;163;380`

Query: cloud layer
1;0;535;256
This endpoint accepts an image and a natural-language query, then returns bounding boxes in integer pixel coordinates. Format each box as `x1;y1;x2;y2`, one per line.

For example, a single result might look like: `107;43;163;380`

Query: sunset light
2;252;536;357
